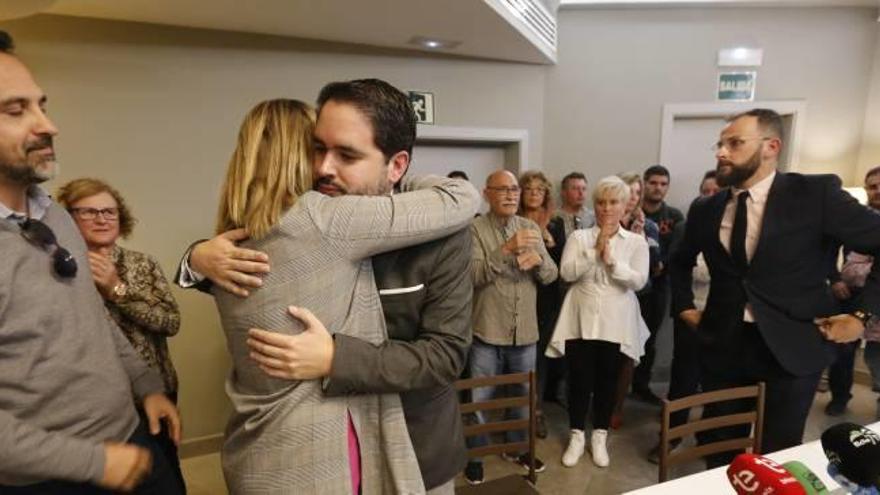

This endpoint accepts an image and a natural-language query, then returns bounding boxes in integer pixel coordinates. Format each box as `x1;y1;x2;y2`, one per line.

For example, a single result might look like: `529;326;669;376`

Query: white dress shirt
545;226;650;362
719;170;776;321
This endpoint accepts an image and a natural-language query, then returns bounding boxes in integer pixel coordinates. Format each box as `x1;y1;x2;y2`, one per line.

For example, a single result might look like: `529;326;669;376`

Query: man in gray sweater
0;32;183;494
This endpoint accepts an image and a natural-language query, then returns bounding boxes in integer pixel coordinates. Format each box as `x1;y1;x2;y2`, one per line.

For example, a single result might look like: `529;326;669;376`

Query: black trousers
667;316;702;427
137;392;187;495
0;420;184;495
828;341;860;405
633;282;668;390
699;322;821;468
566;339;623;430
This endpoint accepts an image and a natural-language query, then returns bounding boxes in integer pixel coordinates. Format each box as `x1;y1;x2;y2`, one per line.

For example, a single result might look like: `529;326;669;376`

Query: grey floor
180;381;879;495
180;319;880;494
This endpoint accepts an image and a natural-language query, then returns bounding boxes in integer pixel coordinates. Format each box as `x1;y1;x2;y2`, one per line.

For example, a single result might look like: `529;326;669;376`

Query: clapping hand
630;209;646;235
88;251;121;298
516;250;543;271
595;224;617;266
503;229;541;257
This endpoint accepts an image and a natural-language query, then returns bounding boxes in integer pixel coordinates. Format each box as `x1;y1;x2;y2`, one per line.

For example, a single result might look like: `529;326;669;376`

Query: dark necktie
731;190;750;273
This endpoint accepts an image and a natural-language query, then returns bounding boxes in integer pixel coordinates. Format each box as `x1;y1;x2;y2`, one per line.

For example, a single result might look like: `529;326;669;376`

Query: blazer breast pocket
379;284;426;341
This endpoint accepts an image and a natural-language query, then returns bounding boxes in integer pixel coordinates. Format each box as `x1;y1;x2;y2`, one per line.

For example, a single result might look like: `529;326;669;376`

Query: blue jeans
466;340;536;464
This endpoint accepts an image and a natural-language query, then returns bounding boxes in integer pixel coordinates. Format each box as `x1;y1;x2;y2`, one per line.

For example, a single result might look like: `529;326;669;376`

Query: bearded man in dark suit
670;108;880;468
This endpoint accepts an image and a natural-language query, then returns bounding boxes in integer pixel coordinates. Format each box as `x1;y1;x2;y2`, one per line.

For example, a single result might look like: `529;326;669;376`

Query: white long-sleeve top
546;226;651;362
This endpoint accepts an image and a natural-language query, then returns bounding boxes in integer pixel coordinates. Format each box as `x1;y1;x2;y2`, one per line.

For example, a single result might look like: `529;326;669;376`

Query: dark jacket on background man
671;173;880;376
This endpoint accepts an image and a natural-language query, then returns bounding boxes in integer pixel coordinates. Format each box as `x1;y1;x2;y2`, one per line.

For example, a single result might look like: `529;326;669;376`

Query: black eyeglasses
69;207;119;221
19;218;78;278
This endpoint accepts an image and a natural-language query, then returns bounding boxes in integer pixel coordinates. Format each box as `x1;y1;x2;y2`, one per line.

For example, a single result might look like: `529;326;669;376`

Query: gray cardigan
213;176;479;494
0;197;164;486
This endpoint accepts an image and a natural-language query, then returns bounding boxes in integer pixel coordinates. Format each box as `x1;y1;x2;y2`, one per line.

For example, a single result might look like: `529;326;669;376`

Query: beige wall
3;6;879;448
544;7;878;187
0;13;546;445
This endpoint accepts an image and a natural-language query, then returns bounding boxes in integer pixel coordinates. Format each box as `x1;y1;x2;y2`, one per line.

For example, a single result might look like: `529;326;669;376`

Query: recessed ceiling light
718;47;763;67
408;36;461;50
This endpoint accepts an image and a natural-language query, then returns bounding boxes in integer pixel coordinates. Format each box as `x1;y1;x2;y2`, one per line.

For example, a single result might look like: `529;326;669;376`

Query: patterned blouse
105;245;181;395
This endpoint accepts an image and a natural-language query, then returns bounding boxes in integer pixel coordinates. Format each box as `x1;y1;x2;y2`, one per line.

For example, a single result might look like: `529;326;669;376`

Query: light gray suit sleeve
306;175;479;260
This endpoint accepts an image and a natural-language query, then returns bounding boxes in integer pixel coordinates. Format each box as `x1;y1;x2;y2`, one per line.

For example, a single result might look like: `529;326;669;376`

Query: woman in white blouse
546;175;650;468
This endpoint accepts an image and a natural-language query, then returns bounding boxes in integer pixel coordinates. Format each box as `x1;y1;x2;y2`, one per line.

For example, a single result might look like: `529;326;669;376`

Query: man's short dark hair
447;170;469;181
317;78;416;162
561;172;587;189
0;31;14;54
643;164;669;181
866;166;880;182
700;170;717;191
728;108;785;141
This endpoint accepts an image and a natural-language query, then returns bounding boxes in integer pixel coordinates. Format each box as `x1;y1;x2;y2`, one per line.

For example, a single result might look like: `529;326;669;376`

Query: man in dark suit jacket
671;108;880;468
178;79;471;493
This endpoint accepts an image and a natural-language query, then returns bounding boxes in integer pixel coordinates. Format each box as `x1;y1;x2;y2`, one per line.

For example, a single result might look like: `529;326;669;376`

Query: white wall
857;26;880;182
545;7;878;190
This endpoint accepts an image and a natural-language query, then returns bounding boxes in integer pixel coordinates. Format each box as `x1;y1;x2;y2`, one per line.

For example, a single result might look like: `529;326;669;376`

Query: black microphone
820;422;880;490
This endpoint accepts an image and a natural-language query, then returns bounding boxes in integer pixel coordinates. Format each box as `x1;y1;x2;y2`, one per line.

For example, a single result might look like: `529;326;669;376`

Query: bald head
484;169;520;218
486;169;517;187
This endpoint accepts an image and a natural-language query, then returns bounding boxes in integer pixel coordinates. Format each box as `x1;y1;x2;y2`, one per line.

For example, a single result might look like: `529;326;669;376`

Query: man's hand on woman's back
190;228;270;297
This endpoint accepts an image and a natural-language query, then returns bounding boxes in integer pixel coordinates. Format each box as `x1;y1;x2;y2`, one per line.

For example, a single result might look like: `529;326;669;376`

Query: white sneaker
562;429;585;467
591;429;610;468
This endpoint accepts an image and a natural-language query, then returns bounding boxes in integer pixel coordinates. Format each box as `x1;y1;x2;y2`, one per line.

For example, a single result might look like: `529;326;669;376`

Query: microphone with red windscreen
726;453;807;494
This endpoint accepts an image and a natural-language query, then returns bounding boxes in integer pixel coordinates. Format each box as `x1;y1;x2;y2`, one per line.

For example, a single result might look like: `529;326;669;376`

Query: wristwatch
112;282;128;300
851;309;874;325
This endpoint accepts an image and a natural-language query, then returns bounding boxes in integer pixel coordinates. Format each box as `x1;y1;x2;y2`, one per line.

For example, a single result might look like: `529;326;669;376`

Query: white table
625;422;880;494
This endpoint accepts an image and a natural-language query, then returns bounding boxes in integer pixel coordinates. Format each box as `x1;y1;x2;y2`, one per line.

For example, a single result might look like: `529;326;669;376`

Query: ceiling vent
489;0;557;61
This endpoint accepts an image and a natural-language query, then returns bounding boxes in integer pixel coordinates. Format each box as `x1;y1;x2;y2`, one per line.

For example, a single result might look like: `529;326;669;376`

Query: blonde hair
56;178;136;238
617;171;643;209
517;170;554;214
593;176;630;205
216;99;315;239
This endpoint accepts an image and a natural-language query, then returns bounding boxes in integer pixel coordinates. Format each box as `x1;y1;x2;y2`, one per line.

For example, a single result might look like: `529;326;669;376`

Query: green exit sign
718;72;756;101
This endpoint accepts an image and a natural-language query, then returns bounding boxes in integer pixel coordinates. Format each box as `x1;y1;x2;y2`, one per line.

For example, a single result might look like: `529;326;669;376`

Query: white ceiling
43;0;556;64
561;0;877;7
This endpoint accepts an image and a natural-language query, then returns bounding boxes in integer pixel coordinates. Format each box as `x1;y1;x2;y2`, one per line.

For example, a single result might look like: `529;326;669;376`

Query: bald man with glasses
464;170;558;484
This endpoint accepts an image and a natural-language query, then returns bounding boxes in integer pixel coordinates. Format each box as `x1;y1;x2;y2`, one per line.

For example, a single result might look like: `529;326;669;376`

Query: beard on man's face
716;147;761;188
0;136;57;185
313;174;391;197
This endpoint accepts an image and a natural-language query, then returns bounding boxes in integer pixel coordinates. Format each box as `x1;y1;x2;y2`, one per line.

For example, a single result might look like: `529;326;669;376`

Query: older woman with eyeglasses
517;170;563;438
57;178;185;493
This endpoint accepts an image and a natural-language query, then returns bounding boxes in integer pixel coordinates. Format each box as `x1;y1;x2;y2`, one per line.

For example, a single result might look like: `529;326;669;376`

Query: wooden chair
454;371;539;495
658;383;766;482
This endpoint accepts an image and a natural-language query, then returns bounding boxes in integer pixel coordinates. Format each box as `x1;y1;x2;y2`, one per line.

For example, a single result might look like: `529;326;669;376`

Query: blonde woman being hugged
546;176;650;468
211;99;479;495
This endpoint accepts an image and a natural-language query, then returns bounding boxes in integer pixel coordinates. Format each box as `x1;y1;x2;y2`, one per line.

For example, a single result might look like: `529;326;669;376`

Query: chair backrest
658;382;766;482
455;371;538;484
